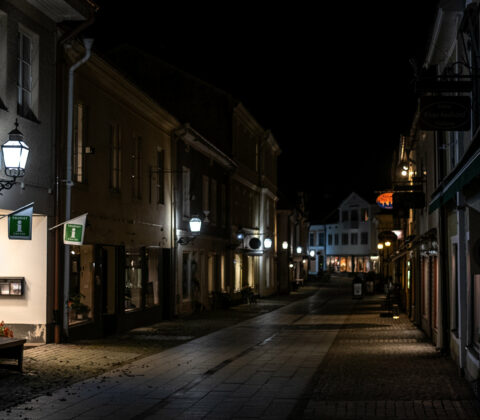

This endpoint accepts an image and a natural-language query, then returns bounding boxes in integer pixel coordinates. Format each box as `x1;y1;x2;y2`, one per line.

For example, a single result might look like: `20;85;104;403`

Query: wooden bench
0;337;26;372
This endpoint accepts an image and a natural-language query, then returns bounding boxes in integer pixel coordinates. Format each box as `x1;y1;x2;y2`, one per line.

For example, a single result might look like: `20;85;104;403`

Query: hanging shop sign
418;96;471;131
376;192;393;210
63;213;87;245
5;202;34;240
392;192;425;209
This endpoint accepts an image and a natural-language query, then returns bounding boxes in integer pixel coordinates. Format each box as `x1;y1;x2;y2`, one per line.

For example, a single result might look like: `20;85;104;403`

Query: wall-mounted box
0;278;25;296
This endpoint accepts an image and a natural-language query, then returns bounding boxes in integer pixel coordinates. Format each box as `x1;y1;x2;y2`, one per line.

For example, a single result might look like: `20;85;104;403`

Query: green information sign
64;223;83;244
7;204;33;240
62;214;87;245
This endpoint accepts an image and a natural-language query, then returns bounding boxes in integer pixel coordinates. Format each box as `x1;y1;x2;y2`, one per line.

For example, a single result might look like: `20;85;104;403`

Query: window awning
429;147;480;213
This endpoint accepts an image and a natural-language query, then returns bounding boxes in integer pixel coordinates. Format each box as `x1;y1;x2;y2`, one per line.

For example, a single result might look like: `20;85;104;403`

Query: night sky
87;1;439;221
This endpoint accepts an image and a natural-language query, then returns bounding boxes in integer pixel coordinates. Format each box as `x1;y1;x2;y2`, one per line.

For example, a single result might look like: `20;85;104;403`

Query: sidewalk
0;282;322;412
297;292;480;419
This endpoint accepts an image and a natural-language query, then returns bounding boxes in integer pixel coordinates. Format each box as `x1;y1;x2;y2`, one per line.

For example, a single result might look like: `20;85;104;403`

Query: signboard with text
63;214;87;245
8;203;33;240
419;96;471;131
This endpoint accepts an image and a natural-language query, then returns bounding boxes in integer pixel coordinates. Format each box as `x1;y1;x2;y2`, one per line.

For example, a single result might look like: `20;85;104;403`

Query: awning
429;147;480;213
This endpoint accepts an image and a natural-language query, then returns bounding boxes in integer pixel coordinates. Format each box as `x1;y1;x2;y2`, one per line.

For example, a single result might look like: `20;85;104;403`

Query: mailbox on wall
0;277;25;296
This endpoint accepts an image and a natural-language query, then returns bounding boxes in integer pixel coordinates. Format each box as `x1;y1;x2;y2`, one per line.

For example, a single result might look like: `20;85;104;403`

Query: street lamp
263;238;272;249
0;120;29;191
178;216;202;245
189;216;202;233
282;241;288;250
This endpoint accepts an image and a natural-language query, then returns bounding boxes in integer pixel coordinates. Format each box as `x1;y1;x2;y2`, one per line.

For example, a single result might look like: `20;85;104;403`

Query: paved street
1;275;480;419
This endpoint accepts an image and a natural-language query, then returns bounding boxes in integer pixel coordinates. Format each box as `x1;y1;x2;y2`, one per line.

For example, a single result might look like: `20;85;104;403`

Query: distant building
309;192;379;274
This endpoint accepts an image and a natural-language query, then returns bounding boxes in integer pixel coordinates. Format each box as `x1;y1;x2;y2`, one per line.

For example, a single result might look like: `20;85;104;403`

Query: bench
0;337;26;372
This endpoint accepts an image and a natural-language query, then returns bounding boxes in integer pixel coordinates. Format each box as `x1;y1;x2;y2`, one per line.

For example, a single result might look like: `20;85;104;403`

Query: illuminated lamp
309;250;315;258
282;241;288;250
264;238;272;249
385;241;391;247
0;120;29;191
189;217;202;233
296;246;302;254
377;243;384;250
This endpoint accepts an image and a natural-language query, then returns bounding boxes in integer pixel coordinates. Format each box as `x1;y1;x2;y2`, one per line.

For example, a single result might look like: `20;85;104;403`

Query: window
361;208;368;221
156;149;164;204
334;234;339;246
202;175;209;212
472;274;480;347
361;232;368;245
73;103;86;183
210;179;217;225
351;233;358;245
220;184;226;228
342;233;348;245
328;234;332;246
17;30;38;121
0;13;7;111
342;210;348;222
110;124;121;192
309;233;315;246
350;210;359;228
182;167;190;217
318;232;325;246
132;136;142;199
125;250;143;311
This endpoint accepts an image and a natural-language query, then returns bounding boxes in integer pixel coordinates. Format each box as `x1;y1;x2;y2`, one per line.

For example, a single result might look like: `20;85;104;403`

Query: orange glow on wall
376;192;393;209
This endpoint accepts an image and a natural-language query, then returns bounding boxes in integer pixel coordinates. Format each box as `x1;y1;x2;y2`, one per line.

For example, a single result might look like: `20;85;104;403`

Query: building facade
324;192;378;273
0;0;95;343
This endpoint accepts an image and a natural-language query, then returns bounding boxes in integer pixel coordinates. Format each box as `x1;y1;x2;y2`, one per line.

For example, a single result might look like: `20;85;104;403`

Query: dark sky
88;1;439;221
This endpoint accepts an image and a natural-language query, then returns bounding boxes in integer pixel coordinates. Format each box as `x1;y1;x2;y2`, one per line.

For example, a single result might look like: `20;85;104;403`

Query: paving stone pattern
297;296;480;419
1;277;479;419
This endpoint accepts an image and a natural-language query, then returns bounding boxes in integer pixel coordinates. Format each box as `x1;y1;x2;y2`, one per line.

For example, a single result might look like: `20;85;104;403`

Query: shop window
234;254;242;291
146;248;161;308
125;250;143;310
69;245;94;324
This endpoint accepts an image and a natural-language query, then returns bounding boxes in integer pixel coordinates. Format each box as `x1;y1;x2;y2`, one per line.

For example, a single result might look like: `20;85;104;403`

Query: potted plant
0;321;13;337
68;293;90;320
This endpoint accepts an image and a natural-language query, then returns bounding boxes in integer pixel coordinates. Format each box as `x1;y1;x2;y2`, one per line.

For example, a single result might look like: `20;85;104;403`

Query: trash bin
352;276;363;299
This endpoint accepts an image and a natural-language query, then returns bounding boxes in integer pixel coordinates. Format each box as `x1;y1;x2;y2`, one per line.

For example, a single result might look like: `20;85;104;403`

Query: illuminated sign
376;192;393;210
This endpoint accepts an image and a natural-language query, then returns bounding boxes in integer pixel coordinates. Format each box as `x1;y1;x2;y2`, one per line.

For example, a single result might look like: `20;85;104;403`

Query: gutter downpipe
63;38;93;338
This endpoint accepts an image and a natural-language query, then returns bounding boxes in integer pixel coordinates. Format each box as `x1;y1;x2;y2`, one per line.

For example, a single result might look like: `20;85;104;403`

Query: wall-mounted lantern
0;120;29;191
178;216;203;245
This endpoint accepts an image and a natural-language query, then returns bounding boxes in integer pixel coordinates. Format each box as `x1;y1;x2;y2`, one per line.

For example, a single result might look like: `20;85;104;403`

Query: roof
101;44;239;155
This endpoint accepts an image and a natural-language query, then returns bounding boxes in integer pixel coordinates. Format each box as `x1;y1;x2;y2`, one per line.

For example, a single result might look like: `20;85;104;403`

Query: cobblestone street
1;276;479;419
